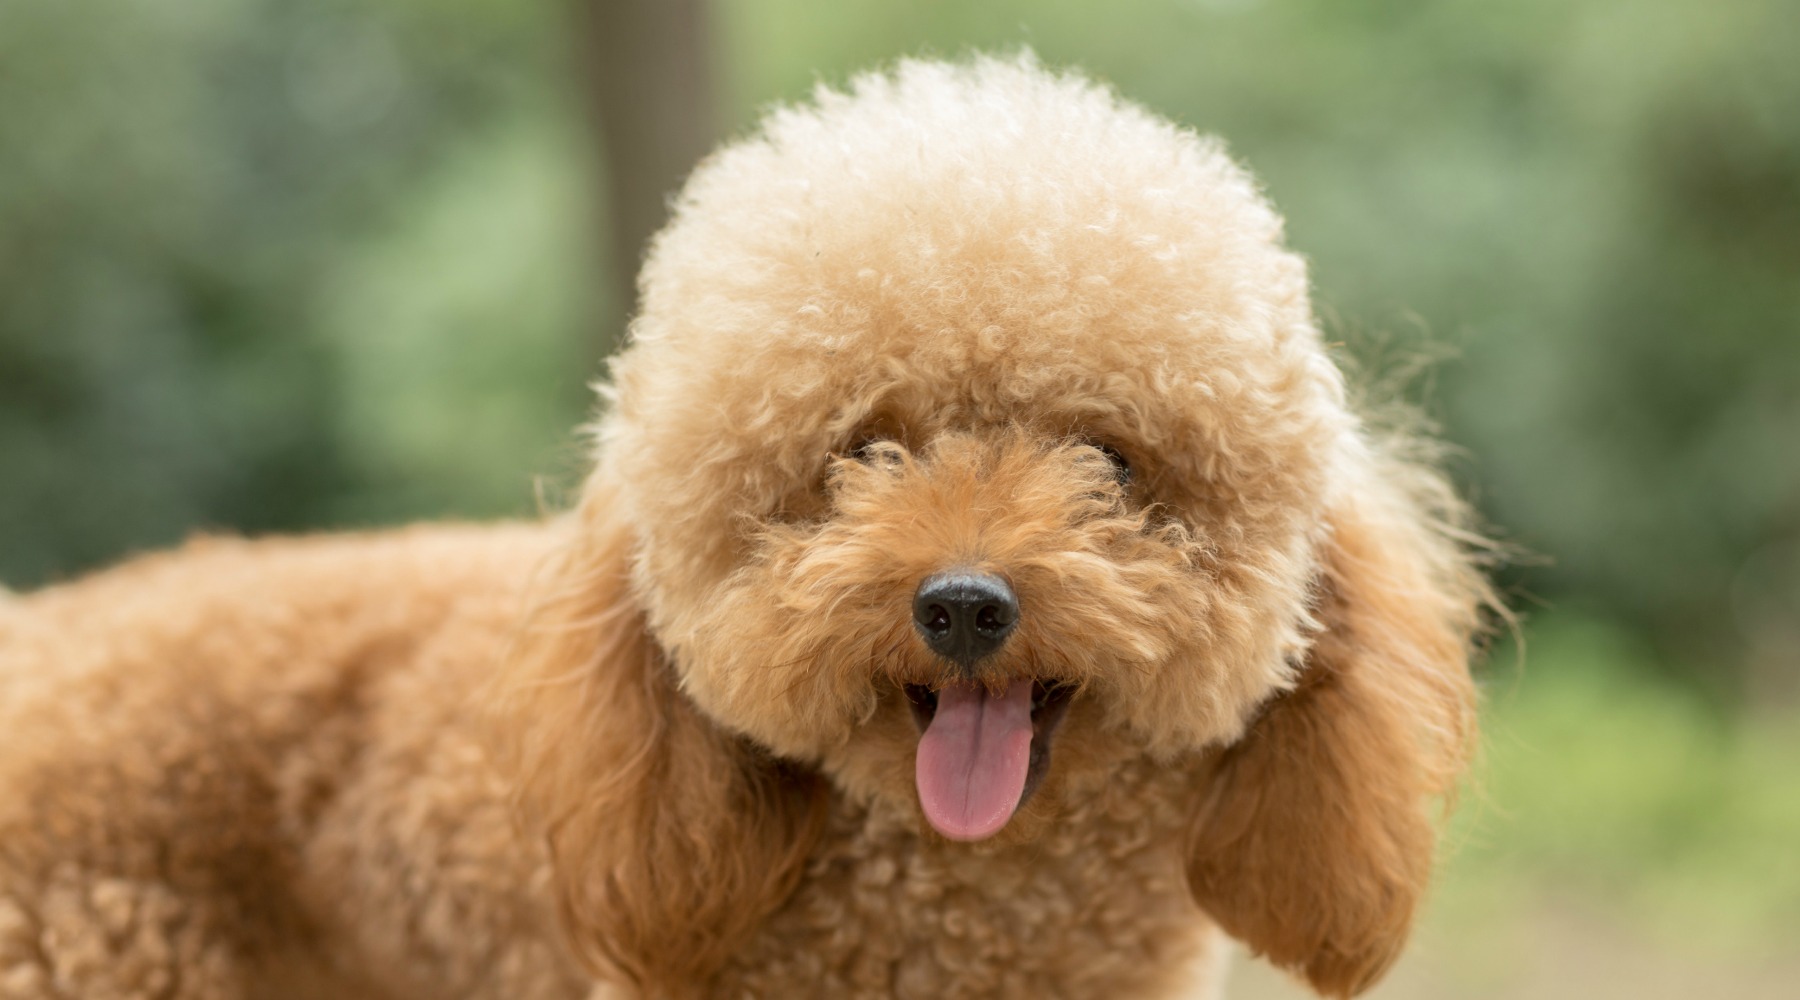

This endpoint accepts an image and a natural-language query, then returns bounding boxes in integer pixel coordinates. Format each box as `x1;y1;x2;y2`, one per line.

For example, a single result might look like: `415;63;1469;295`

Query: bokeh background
3;0;1796;995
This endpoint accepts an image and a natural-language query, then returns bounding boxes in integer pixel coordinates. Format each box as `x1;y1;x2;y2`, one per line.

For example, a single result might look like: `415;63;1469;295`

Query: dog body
1;57;1491;1000
714;755;1214;998
0;528;1213;999
0;528;578;999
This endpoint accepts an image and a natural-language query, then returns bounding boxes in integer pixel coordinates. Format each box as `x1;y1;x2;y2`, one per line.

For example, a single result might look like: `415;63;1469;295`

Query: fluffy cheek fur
661;432;1311;796
504;432;1489;1000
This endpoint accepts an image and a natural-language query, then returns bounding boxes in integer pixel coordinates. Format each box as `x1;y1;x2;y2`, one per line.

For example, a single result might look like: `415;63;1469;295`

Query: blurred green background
2;0;1796;995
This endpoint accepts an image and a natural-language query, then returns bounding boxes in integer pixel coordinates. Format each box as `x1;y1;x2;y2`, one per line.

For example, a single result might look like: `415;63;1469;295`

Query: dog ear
502;478;827;997
1184;453;1492;998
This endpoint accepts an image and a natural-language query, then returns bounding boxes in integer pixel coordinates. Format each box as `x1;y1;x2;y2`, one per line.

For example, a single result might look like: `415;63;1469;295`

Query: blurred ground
1235;901;1800;1000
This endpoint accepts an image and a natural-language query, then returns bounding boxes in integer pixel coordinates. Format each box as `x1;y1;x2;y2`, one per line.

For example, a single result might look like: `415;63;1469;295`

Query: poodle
0;55;1495;1000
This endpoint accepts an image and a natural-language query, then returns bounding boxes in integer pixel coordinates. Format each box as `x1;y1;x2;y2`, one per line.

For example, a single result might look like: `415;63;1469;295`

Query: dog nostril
921;604;953;638
974;604;1011;635
912;571;1019;672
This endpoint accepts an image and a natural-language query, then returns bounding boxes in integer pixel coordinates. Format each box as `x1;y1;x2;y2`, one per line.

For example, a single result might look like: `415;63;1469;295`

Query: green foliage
315;116;597;525
1455;615;1800;952
0;0;597;584
2;1;1794;688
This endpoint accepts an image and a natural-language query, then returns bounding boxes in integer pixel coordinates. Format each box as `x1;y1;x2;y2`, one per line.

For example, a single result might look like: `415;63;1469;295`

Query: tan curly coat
0;55;1493;1000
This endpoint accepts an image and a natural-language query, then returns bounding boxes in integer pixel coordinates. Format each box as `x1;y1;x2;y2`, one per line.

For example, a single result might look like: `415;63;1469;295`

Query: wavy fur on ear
501;477;827;998
1184;438;1495;998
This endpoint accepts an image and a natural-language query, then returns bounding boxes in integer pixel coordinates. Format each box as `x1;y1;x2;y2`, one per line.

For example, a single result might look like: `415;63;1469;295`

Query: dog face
511;56;1489;998
600;59;1354;843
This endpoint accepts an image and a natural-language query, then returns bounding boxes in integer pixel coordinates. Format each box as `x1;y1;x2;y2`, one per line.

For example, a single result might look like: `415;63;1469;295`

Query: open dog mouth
903;679;1076;841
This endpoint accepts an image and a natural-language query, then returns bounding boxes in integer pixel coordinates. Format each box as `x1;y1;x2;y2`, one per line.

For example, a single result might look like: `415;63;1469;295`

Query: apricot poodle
0;55;1495;1000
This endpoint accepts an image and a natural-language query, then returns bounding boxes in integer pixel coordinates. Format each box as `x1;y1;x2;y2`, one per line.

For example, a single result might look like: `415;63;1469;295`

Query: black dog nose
912;571;1019;670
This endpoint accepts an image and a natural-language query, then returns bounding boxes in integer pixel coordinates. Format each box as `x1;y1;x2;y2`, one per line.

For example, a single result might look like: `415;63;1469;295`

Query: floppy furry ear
1185;447;1493;998
502;478;827;997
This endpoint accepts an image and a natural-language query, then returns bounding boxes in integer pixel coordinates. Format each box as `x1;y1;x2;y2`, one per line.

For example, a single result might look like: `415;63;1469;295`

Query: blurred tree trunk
579;0;717;356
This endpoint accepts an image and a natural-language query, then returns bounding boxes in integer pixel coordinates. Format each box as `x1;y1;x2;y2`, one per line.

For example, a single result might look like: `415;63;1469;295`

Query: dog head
508;55;1491;999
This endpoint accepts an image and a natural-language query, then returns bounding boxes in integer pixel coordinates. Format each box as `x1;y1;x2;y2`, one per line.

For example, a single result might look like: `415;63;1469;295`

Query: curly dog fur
0;55;1493;1000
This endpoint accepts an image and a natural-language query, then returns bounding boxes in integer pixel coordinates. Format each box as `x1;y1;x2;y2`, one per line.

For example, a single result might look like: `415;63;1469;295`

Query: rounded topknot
601;52;1346;623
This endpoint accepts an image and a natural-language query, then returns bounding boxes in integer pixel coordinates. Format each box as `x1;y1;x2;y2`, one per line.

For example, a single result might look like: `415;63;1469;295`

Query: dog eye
1095;443;1131;484
847;437;905;470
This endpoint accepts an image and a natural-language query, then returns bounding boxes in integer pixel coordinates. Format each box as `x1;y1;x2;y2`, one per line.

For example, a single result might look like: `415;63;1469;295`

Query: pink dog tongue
915;679;1034;841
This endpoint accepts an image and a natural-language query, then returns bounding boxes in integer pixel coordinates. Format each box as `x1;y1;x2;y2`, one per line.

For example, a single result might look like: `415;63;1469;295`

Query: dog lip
904;679;1076;813
1020;681;1076;807
903;679;1074;730
904;682;939;732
